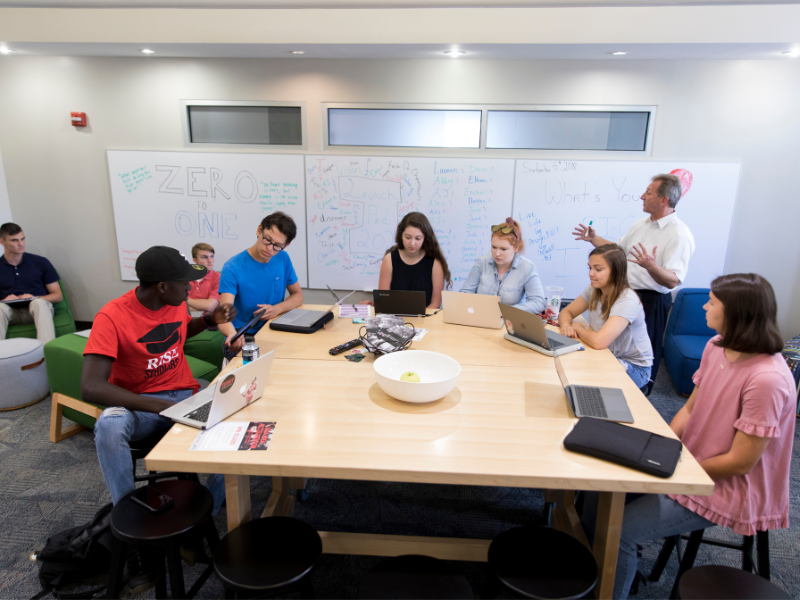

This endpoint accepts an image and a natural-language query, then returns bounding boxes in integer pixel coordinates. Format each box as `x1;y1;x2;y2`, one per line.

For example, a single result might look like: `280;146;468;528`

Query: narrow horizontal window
486;110;650;151
187;105;302;145
328;108;482;148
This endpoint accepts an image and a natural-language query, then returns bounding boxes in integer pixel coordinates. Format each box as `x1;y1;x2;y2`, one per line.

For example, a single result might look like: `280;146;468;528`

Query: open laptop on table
442;290;502;329
270;287;356;334
160;350;275;429
499;303;583;357
555;354;634;423
373;290;428;317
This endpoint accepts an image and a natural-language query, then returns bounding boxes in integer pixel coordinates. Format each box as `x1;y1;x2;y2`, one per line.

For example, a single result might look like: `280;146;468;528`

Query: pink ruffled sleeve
692;336;721;387
735;370;791;439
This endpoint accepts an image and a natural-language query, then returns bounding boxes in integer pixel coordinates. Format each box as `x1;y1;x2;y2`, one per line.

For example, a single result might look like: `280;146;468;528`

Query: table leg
594;491;625;599
261;476;296;518
225;474;252;532
549;490;590;550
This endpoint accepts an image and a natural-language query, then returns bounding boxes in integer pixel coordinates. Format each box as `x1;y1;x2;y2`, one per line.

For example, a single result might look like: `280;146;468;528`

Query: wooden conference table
147;305;713;599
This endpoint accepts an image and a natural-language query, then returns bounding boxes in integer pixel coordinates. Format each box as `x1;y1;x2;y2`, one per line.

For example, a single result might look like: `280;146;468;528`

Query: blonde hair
191;243;215;259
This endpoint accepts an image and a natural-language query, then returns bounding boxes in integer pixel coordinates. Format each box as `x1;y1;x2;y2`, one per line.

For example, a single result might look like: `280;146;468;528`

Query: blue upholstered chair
663;288;716;395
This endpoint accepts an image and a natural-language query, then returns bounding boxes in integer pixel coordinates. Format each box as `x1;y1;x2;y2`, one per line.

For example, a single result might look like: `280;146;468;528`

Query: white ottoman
0;338;50;410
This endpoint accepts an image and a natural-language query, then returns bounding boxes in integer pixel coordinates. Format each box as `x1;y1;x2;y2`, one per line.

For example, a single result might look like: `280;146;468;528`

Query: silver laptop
270;287;356;333
555;354;634;423
160;350;275;429
499;303;583;357
442;291;503;329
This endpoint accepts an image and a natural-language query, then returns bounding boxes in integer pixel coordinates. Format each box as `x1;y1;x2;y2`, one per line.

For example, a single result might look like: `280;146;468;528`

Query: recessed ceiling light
0;47;14;54
291;51;305;55
140;49;155;54
782;50;800;57
444;50;466;57
611;51;628;56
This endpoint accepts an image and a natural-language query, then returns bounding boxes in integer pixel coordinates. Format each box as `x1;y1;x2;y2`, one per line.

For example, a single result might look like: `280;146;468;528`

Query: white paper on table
189;422;250;451
411;329;428;341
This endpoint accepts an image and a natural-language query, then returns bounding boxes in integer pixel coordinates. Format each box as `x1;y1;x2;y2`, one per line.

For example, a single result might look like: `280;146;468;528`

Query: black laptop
373;290;428;317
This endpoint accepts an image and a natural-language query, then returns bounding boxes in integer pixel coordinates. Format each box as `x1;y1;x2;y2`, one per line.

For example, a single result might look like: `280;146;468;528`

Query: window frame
322;103;484;151
180;100;307;150
483;104;657;156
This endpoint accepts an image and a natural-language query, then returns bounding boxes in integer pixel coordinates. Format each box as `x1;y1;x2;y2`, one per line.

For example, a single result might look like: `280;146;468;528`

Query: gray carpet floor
1;362;797;599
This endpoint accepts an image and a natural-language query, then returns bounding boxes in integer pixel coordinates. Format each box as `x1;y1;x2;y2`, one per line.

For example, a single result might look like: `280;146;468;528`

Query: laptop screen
554;355;570;389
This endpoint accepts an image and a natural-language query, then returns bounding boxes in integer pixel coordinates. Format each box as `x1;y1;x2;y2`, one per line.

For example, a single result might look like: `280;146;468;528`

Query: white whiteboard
107;151;307;285
305;155;515;290
512;160;741;300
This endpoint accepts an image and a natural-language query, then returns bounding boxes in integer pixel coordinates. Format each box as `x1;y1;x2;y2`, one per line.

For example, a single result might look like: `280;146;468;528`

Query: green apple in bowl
400;371;420;383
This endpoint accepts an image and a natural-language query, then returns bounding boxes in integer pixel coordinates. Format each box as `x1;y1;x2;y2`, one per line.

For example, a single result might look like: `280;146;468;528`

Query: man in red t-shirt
83;246;236;592
187;242;220;312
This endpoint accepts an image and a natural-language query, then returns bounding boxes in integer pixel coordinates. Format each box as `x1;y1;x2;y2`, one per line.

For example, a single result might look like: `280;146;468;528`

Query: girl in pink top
588;273;795;599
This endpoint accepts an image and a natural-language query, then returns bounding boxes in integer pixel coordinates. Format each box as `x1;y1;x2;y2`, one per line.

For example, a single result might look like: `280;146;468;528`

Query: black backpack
32;503;114;599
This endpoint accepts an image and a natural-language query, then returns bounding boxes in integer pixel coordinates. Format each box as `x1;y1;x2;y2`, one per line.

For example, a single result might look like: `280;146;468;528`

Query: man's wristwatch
202;312;218;330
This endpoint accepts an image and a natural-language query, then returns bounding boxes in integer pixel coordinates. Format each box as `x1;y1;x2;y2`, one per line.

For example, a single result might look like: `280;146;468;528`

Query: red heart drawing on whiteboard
670;169;693;197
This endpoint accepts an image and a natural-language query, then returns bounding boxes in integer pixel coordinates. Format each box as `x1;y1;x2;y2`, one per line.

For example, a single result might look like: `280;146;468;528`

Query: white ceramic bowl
373;350;461;403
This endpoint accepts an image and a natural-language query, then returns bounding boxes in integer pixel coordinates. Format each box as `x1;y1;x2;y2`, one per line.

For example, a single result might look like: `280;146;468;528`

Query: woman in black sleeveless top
375;212;453;309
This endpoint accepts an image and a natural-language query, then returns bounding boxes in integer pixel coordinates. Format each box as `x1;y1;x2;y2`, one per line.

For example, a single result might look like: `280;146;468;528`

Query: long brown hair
386;212;453;289
588;244;632;321
711;273;784;355
491;217;525;253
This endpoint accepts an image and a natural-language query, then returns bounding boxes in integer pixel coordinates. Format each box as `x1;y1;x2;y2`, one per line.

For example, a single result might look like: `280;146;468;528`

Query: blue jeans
94;388;226;514
582;493;714;599
618;359;651;389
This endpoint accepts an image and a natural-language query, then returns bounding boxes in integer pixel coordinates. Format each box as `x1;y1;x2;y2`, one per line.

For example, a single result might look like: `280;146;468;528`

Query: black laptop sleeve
563;418;683;478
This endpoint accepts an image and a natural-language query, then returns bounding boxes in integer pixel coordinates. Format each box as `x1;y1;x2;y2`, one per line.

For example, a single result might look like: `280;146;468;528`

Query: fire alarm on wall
70;112;87;127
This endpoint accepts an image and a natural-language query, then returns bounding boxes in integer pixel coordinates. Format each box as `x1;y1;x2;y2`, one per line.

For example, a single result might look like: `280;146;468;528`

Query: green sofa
45;333;219;442
184;329;225;371
6;280;77;340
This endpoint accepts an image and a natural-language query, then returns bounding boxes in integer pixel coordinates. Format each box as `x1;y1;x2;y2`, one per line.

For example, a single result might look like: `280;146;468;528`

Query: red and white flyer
189;422;276;452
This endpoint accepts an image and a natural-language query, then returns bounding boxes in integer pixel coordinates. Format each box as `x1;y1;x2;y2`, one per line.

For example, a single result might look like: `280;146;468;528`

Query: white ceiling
2;42;799;60
2;0;800;6
1;3;799;60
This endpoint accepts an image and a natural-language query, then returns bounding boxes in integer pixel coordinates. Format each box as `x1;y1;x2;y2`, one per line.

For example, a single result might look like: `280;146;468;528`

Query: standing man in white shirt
573;173;695;392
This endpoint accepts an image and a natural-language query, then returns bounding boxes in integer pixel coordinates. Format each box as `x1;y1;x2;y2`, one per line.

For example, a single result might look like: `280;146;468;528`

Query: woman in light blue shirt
460;218;546;314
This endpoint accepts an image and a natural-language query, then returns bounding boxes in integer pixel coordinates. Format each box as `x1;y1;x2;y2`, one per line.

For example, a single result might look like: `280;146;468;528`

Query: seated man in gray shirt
557;244;654;390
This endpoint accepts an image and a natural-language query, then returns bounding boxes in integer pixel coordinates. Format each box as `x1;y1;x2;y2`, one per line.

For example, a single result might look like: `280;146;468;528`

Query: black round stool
483;526;597;599
213;516;322;599
107;480;220;599
678;565;792;600
357;554;473;599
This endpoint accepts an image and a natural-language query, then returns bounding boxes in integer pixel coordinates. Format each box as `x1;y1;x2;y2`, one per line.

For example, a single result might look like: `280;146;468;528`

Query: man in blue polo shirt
0;222;63;343
218;212;304;351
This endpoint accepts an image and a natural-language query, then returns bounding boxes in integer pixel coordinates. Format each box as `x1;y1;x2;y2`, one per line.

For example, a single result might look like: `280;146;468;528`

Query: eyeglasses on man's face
260;235;285;252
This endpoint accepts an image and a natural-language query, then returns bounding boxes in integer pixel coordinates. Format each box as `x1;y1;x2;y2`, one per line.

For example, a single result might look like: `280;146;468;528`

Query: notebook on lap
160;350;275;429
442;290;502;329
499;303;583;357
555;354;634;423
270;287;356;334
1;297;38;309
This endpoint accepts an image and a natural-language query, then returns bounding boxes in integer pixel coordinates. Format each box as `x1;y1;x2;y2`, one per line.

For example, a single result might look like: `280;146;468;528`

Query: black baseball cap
135;246;207;282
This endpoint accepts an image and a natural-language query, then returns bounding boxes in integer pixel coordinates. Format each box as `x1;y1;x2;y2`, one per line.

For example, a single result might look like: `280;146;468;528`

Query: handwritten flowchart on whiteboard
107;151;307;285
305;156;515;291
512;160;741;300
